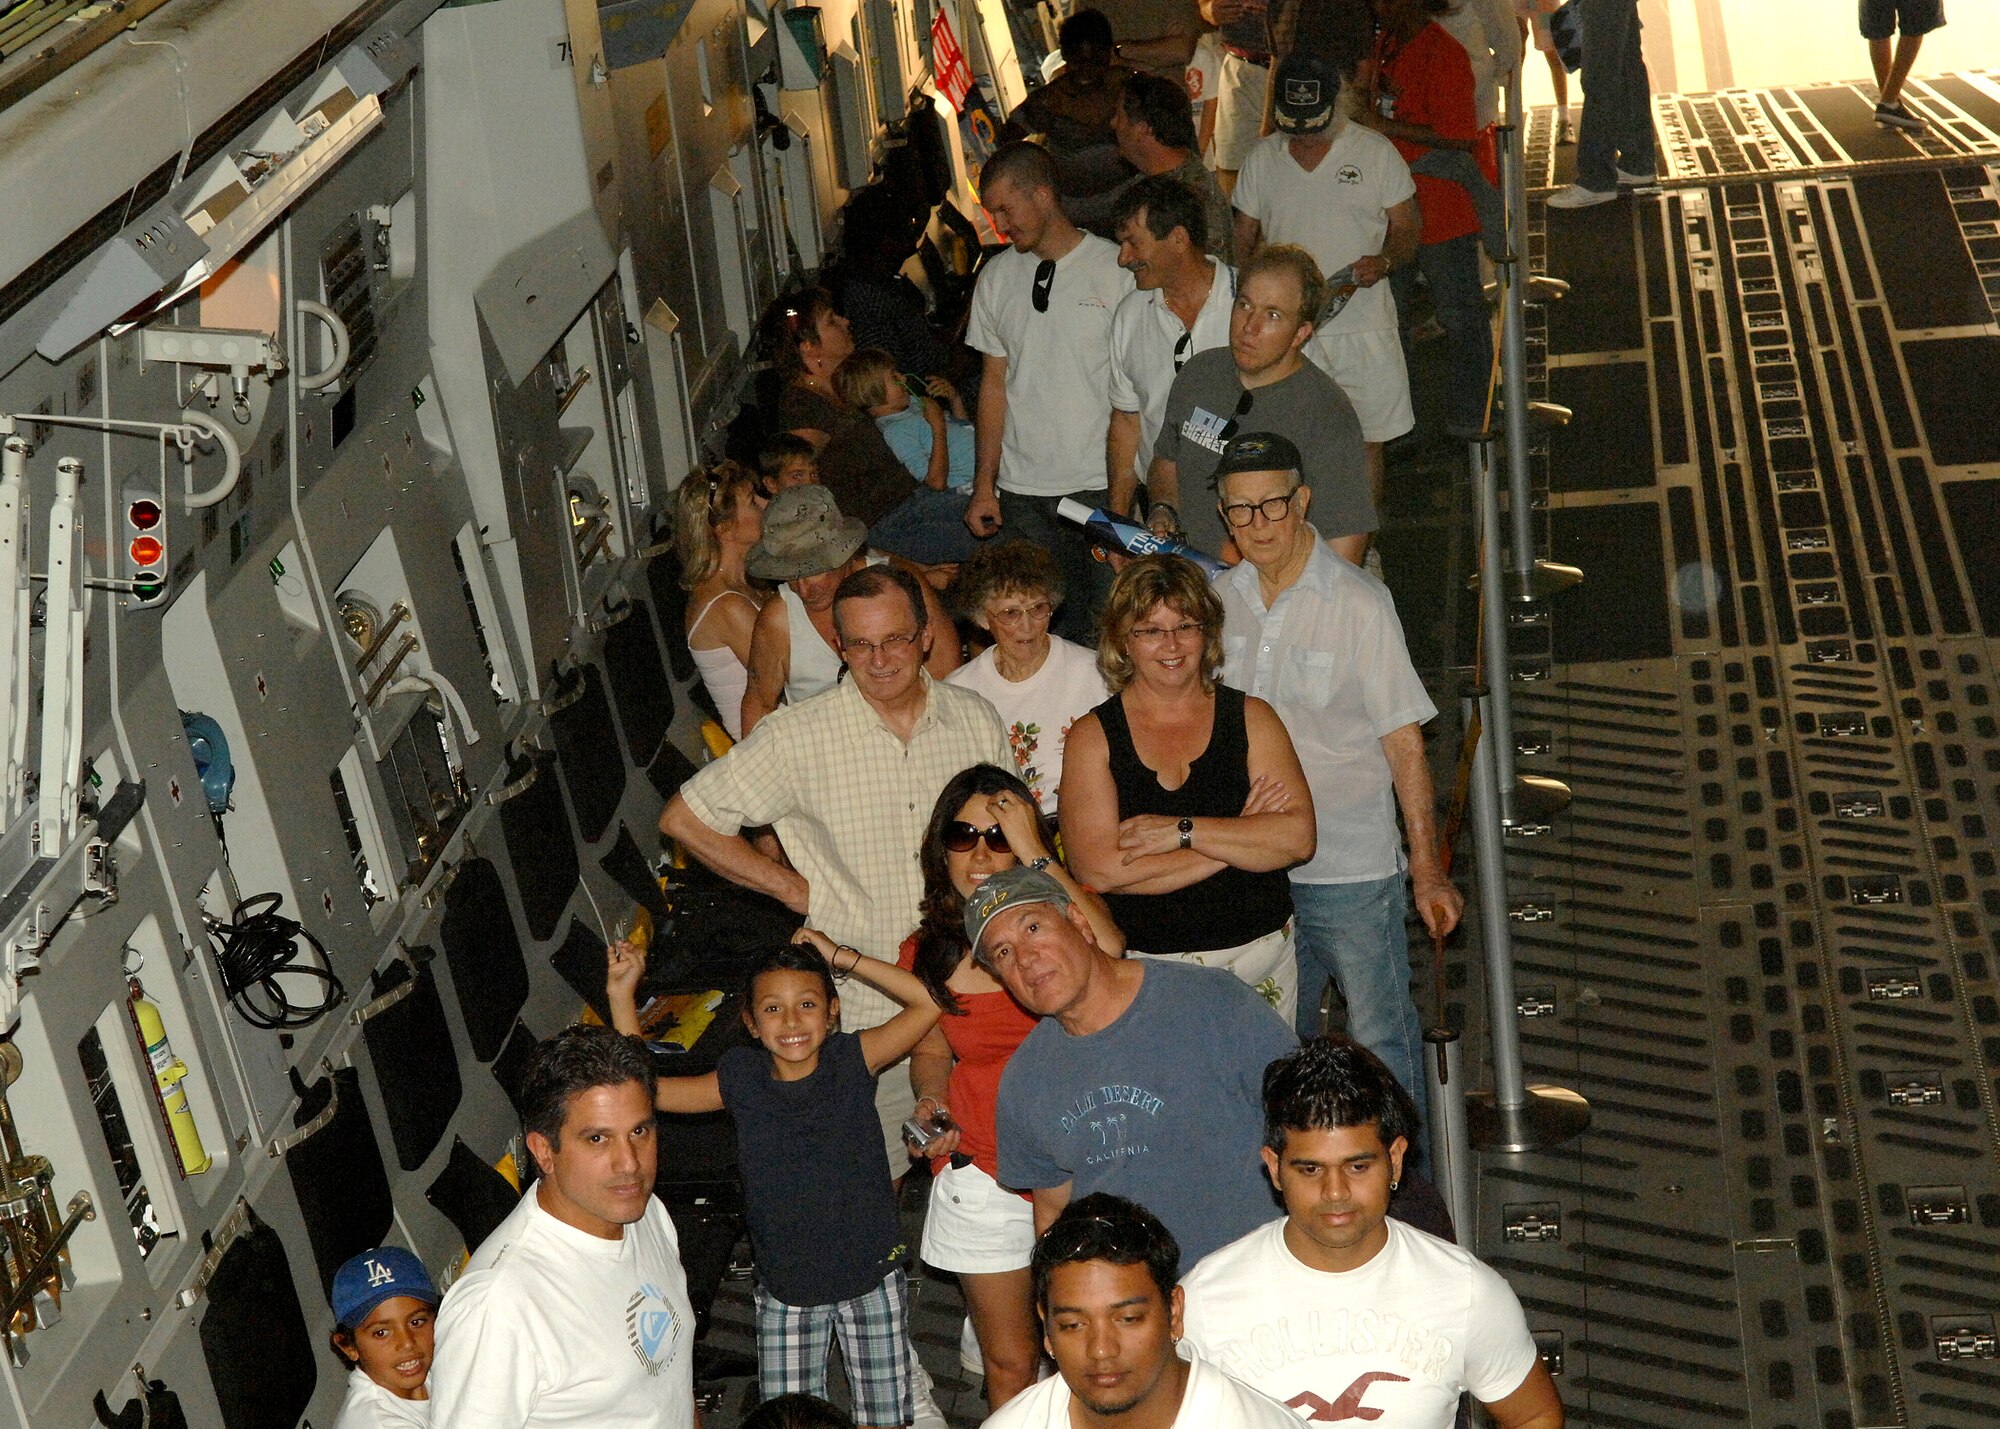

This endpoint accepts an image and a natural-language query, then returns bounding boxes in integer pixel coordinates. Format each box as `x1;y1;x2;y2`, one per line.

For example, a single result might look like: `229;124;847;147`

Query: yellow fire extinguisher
128;980;212;1176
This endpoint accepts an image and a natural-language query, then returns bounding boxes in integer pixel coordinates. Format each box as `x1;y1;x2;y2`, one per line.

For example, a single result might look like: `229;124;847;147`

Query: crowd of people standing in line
317;4;1626;1425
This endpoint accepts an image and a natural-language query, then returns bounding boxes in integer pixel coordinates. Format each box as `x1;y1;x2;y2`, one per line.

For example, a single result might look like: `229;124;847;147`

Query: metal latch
1832;791;1883;820
1806;639;1851;664
1885;1076;1943;1107
1517;989;1557;1019
1516;730;1553;757
1504;1203;1562;1242
1510;902;1555;923
1533;1331;1565;1377
1867;969;1923;1000
1787;528;1830;551
1817;711;1868;738
1848;875;1901;906
1907;1186;1968;1227
1933;1316;1997;1362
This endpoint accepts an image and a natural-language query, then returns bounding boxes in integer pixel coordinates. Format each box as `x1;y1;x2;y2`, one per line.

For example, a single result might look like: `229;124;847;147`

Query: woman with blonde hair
1058;554;1315;1018
674;460;766;739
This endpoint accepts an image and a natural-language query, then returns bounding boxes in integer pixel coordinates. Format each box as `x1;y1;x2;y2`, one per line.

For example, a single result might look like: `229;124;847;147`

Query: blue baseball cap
331;1247;439;1330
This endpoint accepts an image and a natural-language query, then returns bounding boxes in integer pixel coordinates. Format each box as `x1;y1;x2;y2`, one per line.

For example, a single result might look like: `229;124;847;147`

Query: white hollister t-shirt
1231;125;1416;337
966;234;1135;497
945;636;1109;812
333;1372;430;1429
429;1183;695;1429
984;1344;1304;1429
1181;1218;1540;1428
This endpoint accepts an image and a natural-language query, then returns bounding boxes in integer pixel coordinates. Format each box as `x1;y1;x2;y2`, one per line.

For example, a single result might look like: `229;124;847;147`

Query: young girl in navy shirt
608;930;940;1429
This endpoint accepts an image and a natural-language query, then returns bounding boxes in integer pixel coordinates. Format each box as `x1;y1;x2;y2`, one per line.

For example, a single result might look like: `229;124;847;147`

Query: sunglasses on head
943;821;1011;853
1031;258;1056;313
1173;330;1192;372
1219;387;1256;444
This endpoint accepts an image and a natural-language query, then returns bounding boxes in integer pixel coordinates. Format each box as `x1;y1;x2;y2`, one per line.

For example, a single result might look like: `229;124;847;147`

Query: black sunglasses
1031;258;1056;313
1219;387;1256;444
943;821;1011;853
1173;330;1192;372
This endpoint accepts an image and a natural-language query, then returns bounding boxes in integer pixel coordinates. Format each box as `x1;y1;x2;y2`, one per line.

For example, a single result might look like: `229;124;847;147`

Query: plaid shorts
753;1267;911;1426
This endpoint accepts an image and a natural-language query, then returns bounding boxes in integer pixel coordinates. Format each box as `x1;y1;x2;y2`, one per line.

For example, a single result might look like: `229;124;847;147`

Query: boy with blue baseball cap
329;1246;440;1428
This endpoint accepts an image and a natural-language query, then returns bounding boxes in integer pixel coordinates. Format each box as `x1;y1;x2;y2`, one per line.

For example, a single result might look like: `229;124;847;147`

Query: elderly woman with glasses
945;542;1111;814
1058;554;1315;1019
898;764;1122;1409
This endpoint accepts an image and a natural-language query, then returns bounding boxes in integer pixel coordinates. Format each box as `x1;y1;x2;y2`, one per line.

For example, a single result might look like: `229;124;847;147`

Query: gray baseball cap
964;865;1074;953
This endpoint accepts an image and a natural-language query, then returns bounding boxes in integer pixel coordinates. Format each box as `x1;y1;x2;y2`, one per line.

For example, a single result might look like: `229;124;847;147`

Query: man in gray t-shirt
966;865;1299;1267
1148;245;1374;565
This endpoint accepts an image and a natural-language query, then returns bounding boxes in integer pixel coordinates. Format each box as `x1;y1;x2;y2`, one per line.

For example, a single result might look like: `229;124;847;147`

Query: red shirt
899;934;1038;1186
1374;22;1483;245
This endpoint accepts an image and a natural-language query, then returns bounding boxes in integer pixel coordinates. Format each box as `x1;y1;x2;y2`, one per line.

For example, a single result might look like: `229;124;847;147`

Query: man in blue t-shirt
969;865;1299;1267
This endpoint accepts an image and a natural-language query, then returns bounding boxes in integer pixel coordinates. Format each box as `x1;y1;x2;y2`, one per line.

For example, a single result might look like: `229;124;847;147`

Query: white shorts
920;1161;1036;1273
1133;919;1297;1027
1214;54;1271;172
1305;326;1416;443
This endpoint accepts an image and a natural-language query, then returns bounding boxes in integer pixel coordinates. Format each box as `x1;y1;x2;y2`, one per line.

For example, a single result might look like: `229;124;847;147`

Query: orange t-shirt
1374;22;1489;245
899;934;1039;1188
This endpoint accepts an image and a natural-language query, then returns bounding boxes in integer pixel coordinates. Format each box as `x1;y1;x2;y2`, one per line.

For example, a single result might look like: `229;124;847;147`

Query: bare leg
1869;36;1893;92
959;1267;1041;1409
1217;169;1238;199
1364;440;1385;509
1881;33;1924;107
1547;47;1569;111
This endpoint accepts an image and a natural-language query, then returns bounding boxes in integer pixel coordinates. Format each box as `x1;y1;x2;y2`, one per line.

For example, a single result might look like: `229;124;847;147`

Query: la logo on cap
365;1258;396;1289
1285;78;1321;107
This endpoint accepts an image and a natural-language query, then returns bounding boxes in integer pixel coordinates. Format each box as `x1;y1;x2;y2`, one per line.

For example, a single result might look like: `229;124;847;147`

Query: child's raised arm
789;928;942;1073
604;942;723;1114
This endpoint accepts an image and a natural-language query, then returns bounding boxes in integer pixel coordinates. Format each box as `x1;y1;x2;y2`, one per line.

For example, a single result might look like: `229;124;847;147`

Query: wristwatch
1177;817;1194;850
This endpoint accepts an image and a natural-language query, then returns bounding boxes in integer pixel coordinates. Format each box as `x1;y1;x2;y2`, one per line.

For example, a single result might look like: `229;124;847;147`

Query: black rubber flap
601;823;672;924
497;749;580;941
426;1138;523;1256
549;663;626;843
647;552;696;683
551;917;615;1022
283;1064;394;1298
360;948;463;1171
440;857;532;1060
603;599;673;767
491;1020;540;1118
1548;362;1658;491
648;739;699;802
198;1206;315;1429
1902;337;2000;468
1550;500;1672;663
1544;198;1644;355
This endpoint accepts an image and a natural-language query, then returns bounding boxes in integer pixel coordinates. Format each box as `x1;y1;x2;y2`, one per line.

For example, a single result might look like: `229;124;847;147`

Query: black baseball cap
1212;431;1303;483
1272;55;1341;134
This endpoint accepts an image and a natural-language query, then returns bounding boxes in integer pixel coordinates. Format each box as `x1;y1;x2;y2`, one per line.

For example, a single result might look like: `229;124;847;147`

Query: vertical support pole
1424;1026;1476;1243
1498;59;1538;583
1474;441;1518;821
35;457;85;856
0;420;31;825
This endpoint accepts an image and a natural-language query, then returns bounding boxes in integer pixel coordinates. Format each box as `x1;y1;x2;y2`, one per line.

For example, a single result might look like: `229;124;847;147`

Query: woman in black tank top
1058;557;1316;1007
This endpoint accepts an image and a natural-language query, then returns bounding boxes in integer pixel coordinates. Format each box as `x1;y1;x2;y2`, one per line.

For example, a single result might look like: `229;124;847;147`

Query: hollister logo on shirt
1182;407;1233;455
625;1283;683;1375
1286;1374;1411;1421
1337;165;1362;185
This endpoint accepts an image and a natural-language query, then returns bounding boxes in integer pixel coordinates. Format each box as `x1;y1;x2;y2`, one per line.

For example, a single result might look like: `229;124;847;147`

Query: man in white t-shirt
1231;53;1420;507
1181;1038;1565;1429
985;1192;1304;1429
429;1027;696;1429
966;140;1136;644
1105;175;1236;528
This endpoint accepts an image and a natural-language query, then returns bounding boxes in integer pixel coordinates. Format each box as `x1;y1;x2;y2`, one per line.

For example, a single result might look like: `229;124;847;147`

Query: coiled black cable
207;893;345;1030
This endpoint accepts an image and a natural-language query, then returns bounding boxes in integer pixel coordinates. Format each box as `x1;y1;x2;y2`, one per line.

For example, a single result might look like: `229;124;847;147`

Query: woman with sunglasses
673;460;767;740
770;288;981;568
899;764;1122;1409
1059;554;1315;1020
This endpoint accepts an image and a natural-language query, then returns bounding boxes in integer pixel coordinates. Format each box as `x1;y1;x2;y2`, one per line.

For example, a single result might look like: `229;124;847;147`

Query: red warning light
129;536;164;567
128;499;162;531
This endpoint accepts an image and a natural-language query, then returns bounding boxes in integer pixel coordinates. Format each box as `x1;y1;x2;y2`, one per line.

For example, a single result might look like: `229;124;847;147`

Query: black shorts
1859;0;1944;42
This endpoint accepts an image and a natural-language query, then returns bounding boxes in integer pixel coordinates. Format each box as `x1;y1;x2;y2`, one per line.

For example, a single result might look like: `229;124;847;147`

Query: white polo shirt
1231;124;1415;337
1108;260;1237;484
967;235;1135;497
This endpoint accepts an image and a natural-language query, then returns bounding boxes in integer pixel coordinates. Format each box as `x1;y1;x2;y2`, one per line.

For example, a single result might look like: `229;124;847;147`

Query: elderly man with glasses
1211;431;1463;1123
1146;244;1375;566
661;561;1011;1169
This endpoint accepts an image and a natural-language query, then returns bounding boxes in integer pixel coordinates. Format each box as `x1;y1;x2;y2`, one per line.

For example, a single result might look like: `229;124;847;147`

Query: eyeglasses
1220;490;1300;527
1129;619;1204;643
839;631;923;659
1219;388;1256;445
943;821;1011;853
1172;330;1192;372
988;599;1053;626
1031;258;1056;313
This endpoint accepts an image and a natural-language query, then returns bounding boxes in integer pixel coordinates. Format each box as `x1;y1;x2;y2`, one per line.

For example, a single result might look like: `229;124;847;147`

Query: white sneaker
1545;183;1617;209
909;1351;948;1429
